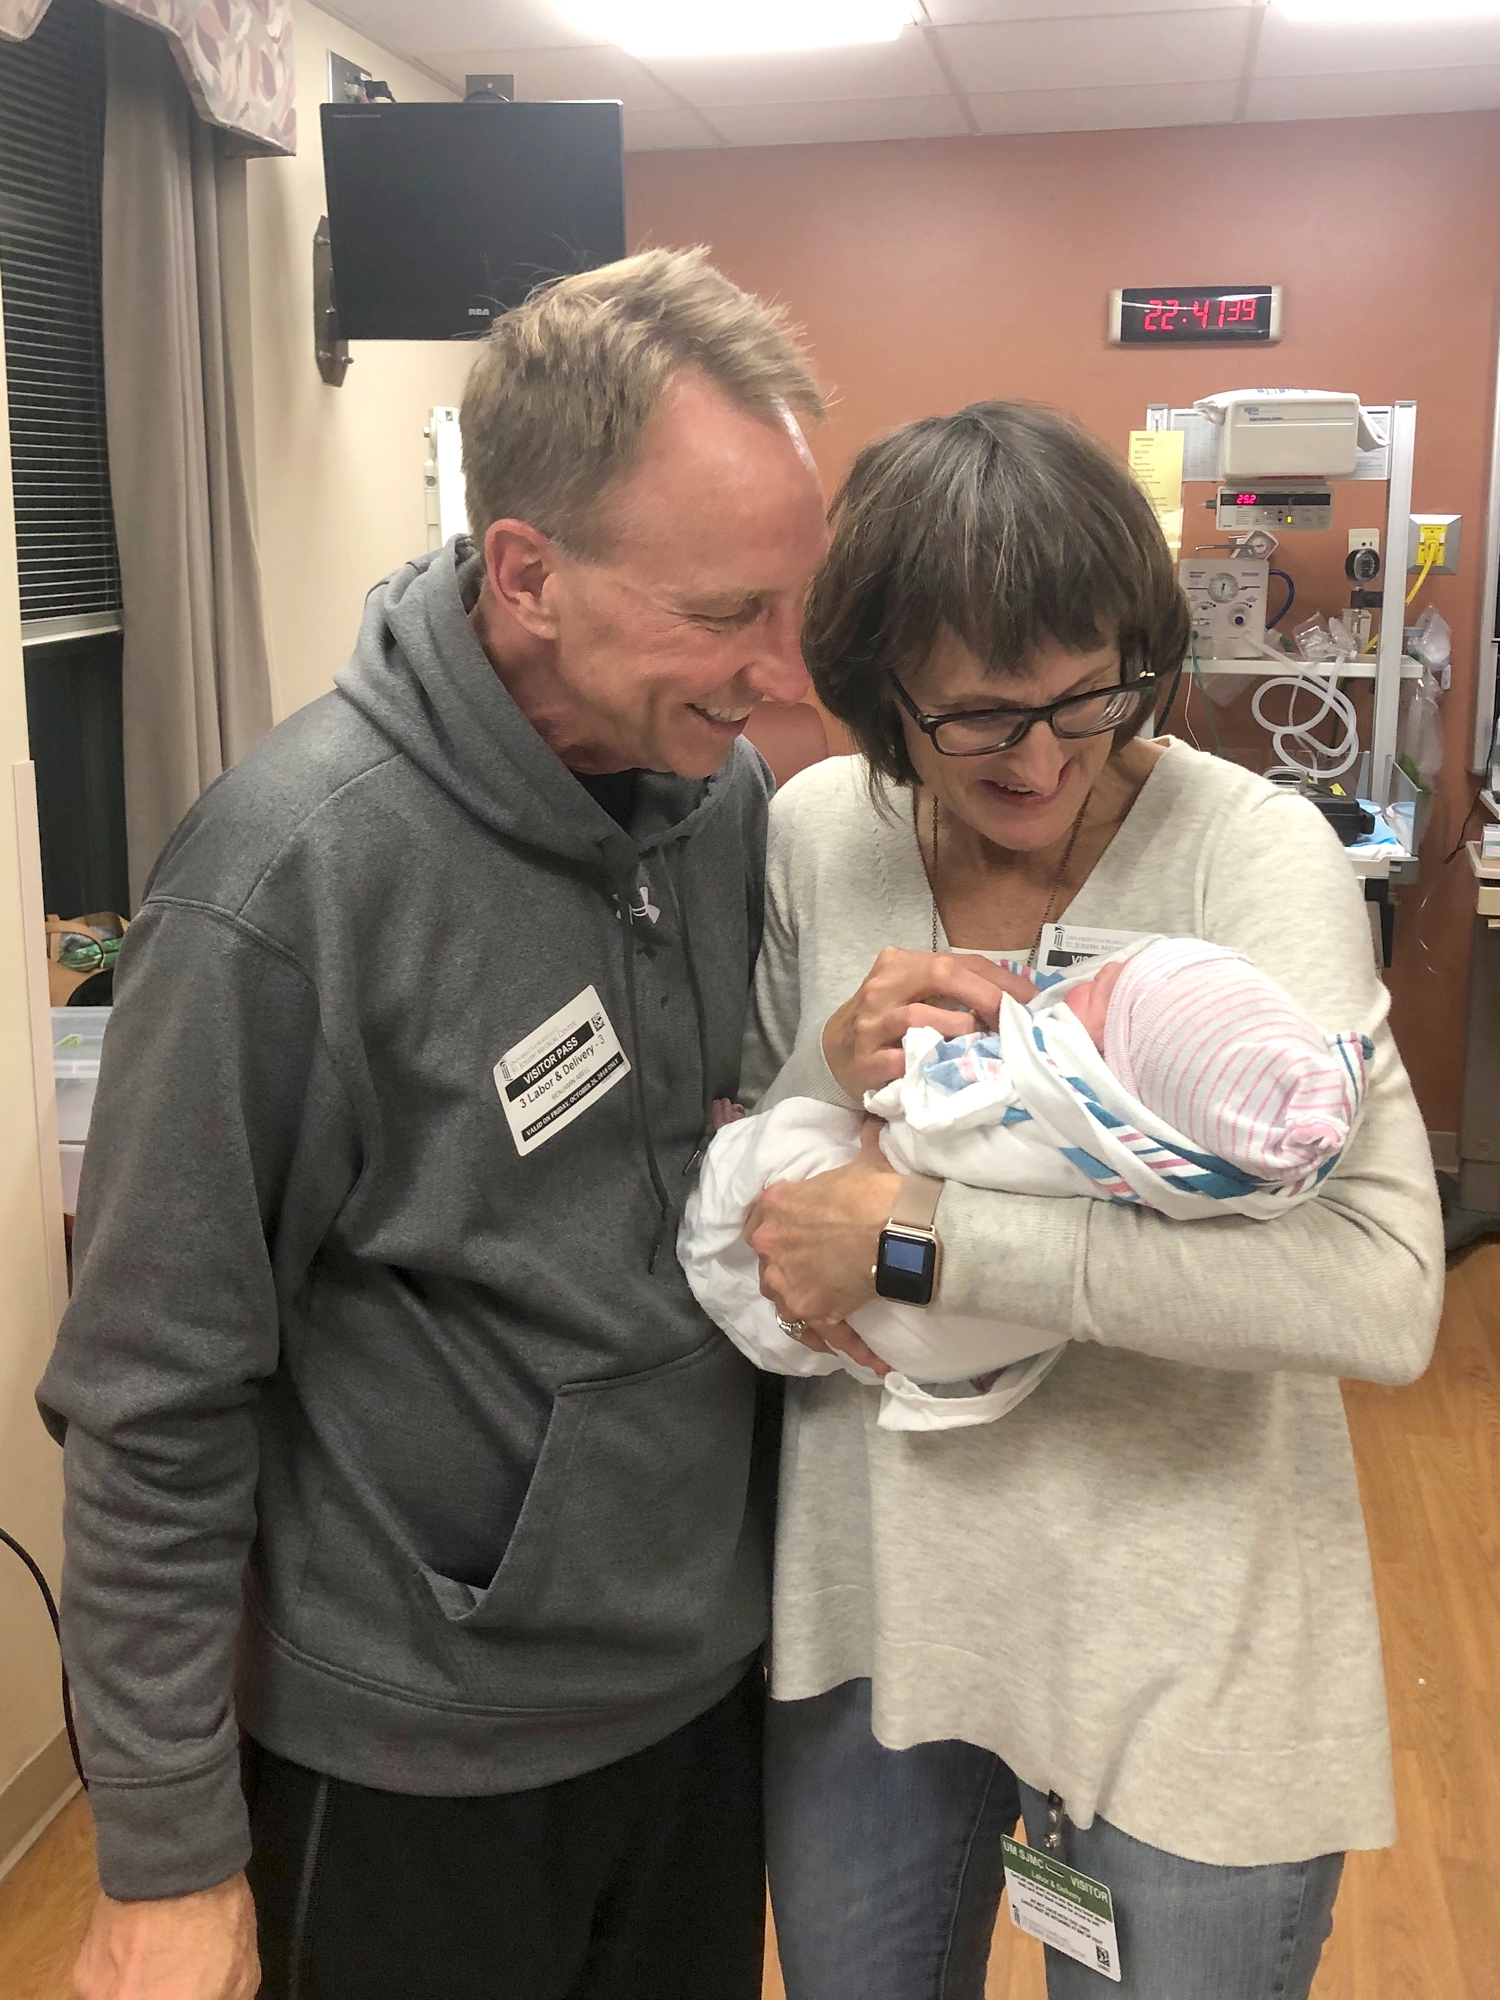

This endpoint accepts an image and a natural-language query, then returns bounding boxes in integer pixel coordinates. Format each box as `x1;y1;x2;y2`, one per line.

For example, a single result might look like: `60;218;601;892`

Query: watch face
875;1228;937;1306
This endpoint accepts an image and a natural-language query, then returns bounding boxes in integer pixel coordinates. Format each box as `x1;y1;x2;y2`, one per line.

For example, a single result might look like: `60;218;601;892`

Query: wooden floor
0;1793;95;2000
4;1243;1496;2000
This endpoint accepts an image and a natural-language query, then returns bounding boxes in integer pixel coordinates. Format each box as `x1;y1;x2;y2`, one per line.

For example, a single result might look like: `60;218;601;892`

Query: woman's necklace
925;789;1090;969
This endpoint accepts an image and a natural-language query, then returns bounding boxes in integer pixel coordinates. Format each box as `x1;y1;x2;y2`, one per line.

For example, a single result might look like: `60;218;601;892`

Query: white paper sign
493;985;630;1158
1002;1836;1122;1983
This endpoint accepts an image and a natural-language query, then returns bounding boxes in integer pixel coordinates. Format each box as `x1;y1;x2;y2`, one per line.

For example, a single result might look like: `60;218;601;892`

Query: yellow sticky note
1128;429;1185;556
1128;428;1185;508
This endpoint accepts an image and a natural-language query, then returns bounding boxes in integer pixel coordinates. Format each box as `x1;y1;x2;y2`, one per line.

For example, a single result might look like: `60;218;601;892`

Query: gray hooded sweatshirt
38;542;777;1902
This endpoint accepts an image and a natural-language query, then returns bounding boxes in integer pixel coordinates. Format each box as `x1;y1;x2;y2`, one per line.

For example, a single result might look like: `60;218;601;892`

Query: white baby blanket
681;1098;1067;1433
680;956;1372;1433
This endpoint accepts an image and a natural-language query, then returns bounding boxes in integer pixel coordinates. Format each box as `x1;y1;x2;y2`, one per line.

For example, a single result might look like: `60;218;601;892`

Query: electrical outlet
1348;528;1380;555
1407;513;1462;575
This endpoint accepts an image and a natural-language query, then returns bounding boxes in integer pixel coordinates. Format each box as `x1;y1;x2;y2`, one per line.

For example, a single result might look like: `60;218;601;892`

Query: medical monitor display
320;100;626;340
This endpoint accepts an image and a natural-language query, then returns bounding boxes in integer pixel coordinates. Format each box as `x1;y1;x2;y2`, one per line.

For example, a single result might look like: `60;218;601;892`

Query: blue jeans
765;1681;1344;2000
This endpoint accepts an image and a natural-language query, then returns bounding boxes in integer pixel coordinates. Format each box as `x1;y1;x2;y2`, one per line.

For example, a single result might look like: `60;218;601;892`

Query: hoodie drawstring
613;876;678;1273
664;847;716;1177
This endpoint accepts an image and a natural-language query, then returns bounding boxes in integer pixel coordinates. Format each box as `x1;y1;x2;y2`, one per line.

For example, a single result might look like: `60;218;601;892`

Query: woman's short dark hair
804;401;1192;786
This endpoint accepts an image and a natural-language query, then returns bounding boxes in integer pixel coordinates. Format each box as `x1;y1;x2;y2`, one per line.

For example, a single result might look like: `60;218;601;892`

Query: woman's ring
776;1313;809;1337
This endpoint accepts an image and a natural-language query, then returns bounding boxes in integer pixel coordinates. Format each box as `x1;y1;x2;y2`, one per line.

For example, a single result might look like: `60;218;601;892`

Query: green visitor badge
1001;1834;1122;1983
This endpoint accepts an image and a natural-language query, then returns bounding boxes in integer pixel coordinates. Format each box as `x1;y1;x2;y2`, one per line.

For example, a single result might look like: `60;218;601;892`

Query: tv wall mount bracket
314;216;352;388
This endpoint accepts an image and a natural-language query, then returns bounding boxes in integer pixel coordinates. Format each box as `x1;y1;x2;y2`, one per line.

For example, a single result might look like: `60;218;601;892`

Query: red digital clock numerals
1219;294;1259;328
1117;286;1274;345
1141;293;1259;333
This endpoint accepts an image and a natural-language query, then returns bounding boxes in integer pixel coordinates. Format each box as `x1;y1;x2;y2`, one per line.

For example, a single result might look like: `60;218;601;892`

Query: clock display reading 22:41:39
1108;286;1282;345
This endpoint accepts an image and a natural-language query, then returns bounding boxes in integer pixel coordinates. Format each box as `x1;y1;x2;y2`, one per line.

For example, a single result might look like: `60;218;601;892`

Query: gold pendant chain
925;789;1090;970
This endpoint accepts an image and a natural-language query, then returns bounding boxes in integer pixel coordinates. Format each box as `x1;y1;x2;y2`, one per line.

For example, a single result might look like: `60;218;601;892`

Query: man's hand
822;948;1037;1099
72;1873;259;2000
746;1120;904;1361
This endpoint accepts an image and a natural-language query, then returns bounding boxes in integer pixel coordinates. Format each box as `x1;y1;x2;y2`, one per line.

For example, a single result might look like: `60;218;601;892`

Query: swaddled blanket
682;1098;1069;1432
680;949;1373;1433
871;973;1373;1216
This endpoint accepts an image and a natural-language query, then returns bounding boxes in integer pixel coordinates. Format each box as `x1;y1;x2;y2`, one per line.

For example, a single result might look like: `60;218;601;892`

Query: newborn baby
897;936;1368;1189
680;938;1372;1433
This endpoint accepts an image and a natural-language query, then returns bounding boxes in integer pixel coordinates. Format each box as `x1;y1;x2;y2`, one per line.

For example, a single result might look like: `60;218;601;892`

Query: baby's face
1062;958;1127;1050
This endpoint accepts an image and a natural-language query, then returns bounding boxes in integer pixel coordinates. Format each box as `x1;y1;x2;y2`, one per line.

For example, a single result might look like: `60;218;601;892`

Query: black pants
244;1670;766;2000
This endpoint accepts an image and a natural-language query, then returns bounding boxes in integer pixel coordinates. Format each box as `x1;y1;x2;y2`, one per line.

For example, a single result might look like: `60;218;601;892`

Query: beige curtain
102;10;273;904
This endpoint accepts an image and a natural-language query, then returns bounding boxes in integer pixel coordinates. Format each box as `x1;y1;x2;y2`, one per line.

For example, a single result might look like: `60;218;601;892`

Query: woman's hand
822;948;1038;1099
745;1121;908;1375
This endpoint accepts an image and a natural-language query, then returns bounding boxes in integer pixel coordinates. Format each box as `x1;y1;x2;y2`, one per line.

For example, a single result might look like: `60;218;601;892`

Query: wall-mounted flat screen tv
320;100;626;340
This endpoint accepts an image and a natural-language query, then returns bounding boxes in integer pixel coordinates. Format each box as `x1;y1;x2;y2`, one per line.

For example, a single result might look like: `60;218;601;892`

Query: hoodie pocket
417;1333;756;1659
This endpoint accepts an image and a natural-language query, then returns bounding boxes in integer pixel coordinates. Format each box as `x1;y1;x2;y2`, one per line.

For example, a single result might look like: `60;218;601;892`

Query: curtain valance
0;0;293;154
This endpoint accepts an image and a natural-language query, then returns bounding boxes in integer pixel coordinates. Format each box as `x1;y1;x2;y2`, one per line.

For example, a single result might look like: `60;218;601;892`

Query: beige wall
243;0;475;722
0;260;74;1861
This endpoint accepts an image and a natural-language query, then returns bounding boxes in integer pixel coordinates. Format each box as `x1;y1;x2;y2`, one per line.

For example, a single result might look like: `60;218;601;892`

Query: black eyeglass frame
888;667;1166;758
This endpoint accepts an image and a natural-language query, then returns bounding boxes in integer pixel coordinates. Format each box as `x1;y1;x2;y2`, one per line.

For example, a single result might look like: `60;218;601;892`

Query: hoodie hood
336;537;764;1261
335;537;740;886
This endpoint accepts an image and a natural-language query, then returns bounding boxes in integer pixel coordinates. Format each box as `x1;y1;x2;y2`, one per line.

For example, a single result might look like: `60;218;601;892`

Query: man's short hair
804;401;1192;787
460;247;826;557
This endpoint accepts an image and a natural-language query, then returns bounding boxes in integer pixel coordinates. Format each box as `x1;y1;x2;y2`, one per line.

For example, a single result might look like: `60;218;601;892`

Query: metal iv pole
1371;401;1416;807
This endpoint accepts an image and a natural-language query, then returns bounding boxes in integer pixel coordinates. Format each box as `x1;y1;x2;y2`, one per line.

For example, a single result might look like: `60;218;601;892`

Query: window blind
0;0;122;630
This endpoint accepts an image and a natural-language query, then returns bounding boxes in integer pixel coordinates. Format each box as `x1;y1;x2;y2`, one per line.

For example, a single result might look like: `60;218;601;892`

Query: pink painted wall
629;111;1500;1128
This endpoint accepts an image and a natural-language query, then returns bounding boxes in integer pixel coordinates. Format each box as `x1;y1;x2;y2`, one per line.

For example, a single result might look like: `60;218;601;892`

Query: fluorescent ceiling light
558;2;913;59
1276;0;1500;18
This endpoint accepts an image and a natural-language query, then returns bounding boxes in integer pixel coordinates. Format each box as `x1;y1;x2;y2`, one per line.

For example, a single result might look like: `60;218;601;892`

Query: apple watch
873;1173;943;1306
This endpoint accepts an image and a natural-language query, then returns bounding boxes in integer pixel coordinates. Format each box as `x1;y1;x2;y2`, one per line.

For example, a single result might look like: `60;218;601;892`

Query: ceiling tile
705;94;971;144
936;9;1253;93
341;0;597;56
288;0;1500;152
1243;64;1500;122
624;104;724;150
1255;13;1500;79
969;76;1238;132
923;0;1252;19
416;43;678;109
644;26;948;106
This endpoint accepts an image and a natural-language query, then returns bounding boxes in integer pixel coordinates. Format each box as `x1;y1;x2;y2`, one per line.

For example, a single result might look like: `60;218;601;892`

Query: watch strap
887;1172;942;1234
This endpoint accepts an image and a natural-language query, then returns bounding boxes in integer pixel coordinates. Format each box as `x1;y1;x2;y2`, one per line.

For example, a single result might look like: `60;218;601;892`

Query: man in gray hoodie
41;249;828;2000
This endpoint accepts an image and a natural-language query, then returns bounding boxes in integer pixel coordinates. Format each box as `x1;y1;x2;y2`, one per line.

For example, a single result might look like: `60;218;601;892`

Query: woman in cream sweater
740;404;1444;2000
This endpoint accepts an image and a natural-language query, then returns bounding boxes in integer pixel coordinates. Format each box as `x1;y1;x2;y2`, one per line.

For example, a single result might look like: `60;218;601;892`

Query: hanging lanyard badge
1001;1793;1123;1983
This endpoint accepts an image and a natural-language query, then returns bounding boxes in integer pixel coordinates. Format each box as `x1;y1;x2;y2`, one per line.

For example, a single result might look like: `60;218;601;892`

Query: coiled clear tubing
1251;671;1361;783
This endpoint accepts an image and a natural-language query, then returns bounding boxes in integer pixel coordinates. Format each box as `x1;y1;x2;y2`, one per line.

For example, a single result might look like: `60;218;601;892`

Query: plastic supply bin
53;1005;111;1144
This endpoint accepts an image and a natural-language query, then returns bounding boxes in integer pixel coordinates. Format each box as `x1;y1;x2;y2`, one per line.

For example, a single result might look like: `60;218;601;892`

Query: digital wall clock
1108;286;1282;345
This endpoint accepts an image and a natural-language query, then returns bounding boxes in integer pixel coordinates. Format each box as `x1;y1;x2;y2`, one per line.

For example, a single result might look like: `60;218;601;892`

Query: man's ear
483;518;560;640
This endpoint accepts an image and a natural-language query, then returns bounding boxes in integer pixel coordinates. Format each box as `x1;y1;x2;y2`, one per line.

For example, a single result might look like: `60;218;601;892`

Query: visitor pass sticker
494;985;630;1158
1002;1835;1121;1983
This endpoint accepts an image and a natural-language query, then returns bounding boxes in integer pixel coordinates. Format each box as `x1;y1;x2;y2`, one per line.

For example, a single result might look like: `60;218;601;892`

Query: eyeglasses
47;916;125;974
889;670;1160;758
